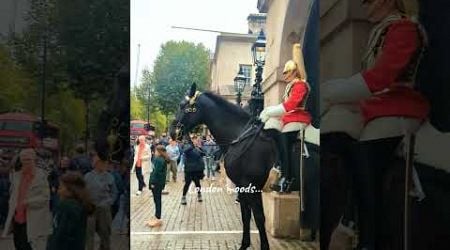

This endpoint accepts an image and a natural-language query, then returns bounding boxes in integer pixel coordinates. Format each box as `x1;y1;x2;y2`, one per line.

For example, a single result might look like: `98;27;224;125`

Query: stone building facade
209;14;266;105
258;0;312;107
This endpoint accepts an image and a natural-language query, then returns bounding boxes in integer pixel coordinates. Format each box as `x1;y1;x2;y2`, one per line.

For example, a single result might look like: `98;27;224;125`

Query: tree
151;110;168;136
56;0;129;99
130;89;145;120
0;45;37;111
2;0;129;152
150;41;210;115
56;0;129;147
45;88;85;153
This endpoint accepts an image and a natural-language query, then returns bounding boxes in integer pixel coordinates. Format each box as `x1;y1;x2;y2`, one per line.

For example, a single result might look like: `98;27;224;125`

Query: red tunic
281;79;312;125
361;18;430;123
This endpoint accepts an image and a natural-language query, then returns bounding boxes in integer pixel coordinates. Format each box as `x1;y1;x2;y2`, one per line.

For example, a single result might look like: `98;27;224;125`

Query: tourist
165;138;180;182
84;145;118;250
69;145;93;175
108;161;125;219
49;156;70;214
131;135;151;196
146;145;169;227
202;135;218;180
47;172;95;250
180;136;205;205
2;149;52;249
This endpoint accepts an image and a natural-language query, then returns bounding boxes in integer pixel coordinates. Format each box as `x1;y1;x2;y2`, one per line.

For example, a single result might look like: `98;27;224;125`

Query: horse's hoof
239;241;250;250
260;244;270;250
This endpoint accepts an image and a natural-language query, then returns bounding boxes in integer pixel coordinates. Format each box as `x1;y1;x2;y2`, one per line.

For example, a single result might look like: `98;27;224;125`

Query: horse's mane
202;91;250;120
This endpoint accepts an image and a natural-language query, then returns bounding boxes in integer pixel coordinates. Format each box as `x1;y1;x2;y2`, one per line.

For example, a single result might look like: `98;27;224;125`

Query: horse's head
170;82;204;141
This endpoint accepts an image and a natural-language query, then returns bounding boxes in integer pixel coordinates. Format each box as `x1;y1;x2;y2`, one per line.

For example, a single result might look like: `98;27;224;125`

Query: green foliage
45;89;85;153
0;46;37;111
131;87;169;135
136;69;157;111
56;0;129;100
151;110;168;136
9;0;66;95
2;0;128;152
130;89;145;120
149;41;210;115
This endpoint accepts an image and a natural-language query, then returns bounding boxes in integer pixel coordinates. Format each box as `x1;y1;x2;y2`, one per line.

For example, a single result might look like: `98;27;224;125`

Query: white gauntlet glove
321;73;371;116
259;104;286;122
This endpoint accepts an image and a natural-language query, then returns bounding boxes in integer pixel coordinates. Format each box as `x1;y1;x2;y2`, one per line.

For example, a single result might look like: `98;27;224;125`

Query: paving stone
131;170;318;249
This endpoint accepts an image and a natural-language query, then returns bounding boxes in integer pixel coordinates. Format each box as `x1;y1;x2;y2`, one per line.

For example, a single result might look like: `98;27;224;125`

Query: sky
130;0;259;88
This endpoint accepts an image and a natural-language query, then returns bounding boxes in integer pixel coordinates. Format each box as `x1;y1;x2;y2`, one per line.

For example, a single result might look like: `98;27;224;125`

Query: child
47;172;95;250
146;145;169;227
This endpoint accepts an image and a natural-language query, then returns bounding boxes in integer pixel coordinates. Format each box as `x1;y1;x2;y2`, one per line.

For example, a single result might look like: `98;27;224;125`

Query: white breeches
321;104;422;141
263;117;320;145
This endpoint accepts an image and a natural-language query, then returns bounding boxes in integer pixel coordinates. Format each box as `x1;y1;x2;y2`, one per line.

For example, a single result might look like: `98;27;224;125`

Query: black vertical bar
404;134;415;250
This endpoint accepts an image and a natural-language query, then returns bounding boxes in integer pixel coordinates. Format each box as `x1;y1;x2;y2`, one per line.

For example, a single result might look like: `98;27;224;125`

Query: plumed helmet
397;0;419;20
283;58;307;81
283;60;298;74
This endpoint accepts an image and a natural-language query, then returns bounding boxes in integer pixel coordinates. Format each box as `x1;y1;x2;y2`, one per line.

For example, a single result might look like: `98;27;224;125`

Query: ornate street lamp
234;65;247;106
250;29;266;119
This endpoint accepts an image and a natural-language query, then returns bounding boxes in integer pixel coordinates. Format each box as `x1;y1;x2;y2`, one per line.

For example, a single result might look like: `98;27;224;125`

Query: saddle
224;122;266;167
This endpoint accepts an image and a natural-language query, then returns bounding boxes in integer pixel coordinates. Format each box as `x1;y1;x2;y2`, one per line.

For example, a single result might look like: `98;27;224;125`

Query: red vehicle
130;120;154;140
0;112;60;163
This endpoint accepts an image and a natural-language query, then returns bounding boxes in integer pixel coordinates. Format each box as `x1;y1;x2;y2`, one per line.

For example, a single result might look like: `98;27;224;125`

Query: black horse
169;83;276;250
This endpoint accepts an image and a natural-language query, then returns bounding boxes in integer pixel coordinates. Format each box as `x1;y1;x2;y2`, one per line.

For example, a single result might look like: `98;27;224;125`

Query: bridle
174;91;202;141
173;91;265;159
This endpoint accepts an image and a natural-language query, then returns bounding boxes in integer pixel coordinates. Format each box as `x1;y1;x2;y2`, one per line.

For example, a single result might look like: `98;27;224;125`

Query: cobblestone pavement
131;168;319;250
0;229;128;250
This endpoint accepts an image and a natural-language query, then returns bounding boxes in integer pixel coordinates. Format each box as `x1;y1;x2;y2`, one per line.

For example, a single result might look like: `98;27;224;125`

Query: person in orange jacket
259;59;312;193
321;0;429;249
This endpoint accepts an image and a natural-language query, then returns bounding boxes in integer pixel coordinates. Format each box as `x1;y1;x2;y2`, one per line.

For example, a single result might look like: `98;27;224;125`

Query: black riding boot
353;137;402;250
322;133;358;249
271;131;298;193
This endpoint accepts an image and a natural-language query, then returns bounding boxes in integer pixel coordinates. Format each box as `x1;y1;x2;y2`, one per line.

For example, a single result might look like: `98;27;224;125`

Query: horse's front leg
239;192;251;250
251;192;270;250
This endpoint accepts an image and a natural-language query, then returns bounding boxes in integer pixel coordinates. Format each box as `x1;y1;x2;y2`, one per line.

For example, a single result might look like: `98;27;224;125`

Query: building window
240;64;252;84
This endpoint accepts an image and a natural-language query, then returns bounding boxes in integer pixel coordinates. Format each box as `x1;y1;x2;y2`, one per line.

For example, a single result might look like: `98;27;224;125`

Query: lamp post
250;29;266;119
147;85;151;124
40;0;49;144
234;65;247;107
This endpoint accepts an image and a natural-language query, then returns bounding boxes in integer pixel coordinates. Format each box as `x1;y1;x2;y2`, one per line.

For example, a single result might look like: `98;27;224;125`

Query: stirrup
284;178;295;193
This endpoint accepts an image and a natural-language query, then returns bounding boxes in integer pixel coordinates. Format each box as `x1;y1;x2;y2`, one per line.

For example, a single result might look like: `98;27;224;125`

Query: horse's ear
189;82;197;97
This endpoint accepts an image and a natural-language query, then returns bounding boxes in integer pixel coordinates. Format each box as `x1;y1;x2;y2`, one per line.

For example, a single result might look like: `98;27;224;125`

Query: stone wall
210;34;255;103
259;0;312;107
319;0;372;81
